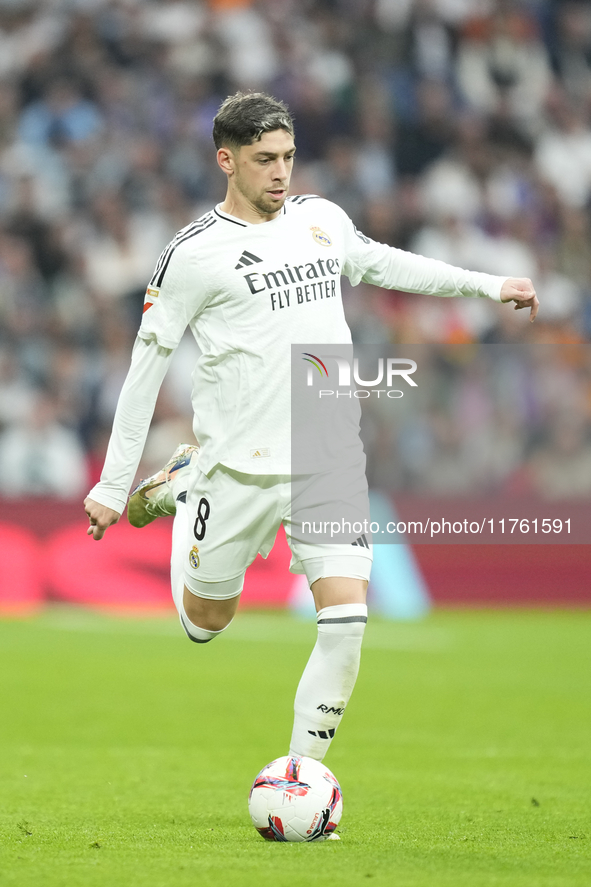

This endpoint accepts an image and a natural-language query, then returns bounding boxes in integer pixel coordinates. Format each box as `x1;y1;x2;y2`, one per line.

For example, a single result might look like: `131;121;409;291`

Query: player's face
230;129;295;218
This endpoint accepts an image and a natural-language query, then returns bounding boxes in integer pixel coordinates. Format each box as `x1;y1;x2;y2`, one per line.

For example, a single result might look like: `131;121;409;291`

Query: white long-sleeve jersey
88;196;506;513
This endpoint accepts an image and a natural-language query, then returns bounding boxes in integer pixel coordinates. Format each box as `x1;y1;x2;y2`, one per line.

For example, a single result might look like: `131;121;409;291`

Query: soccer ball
248;755;343;842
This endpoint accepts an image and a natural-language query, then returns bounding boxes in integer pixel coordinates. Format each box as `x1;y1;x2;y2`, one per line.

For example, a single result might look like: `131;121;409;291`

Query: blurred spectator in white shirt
535;90;591;208
456;7;552;133
0;390;88;498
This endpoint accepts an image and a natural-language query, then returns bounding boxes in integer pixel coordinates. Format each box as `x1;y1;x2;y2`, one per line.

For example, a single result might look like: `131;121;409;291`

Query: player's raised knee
182;585;238;632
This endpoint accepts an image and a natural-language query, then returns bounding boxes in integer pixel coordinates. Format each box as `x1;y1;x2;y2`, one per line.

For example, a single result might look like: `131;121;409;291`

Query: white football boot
127;443;198;528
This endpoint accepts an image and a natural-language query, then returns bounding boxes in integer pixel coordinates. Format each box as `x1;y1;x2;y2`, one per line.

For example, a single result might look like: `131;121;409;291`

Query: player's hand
84;497;121;541
500;278;539;321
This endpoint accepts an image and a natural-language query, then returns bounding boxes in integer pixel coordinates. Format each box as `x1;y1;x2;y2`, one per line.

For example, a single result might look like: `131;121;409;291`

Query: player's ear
217;146;236;176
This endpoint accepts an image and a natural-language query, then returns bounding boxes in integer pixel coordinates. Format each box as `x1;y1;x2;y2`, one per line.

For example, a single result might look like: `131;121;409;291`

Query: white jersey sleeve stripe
149;215;214;286
288;194;321;205
154;219;217;288
292;195;322;205
149;222;199;283
150;217;213;279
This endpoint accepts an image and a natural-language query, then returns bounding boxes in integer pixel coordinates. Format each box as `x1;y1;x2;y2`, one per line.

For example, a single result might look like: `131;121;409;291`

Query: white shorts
183;465;373;600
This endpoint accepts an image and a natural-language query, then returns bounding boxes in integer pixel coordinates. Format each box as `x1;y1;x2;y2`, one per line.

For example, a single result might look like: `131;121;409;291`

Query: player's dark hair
213;92;294;151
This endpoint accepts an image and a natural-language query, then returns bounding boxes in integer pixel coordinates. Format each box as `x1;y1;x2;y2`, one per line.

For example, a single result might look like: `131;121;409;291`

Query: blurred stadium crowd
362;345;591;498
0;0;591;499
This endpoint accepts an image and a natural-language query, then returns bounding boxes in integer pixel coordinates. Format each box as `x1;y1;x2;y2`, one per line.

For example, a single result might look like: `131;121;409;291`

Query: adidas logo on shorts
250;448;270;458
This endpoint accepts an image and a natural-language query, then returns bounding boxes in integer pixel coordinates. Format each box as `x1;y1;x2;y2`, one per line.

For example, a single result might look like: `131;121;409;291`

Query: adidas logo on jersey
235;250;263;270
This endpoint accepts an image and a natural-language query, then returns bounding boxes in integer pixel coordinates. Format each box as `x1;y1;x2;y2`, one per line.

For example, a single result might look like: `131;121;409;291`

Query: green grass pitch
0;608;589;887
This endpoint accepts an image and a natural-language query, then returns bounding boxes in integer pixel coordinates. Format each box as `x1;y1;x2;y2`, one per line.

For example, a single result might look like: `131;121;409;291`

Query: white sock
289;603;368;761
170;486;227;643
179;615;230;643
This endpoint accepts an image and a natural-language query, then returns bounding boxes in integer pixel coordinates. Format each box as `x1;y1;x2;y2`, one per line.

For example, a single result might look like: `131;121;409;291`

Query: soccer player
84;92;538;764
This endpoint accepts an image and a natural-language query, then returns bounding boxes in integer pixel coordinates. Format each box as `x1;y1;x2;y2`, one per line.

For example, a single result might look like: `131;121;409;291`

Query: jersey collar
214;203;287;228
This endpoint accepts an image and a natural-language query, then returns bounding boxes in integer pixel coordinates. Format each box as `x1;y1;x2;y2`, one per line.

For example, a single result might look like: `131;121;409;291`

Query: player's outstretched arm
499;278;539;321
83;337;175;540
340;213;539;314
84;498;121;541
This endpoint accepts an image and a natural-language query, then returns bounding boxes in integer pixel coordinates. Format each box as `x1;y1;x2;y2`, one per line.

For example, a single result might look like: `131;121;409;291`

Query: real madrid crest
310;226;332;247
189;545;200;569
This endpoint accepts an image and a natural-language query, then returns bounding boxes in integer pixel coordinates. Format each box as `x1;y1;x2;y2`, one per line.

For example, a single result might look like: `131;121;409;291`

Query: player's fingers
86;516;107;540
529;295;539;321
510;288;536;302
514;304;539;321
511;289;539;321
91;523;107;541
